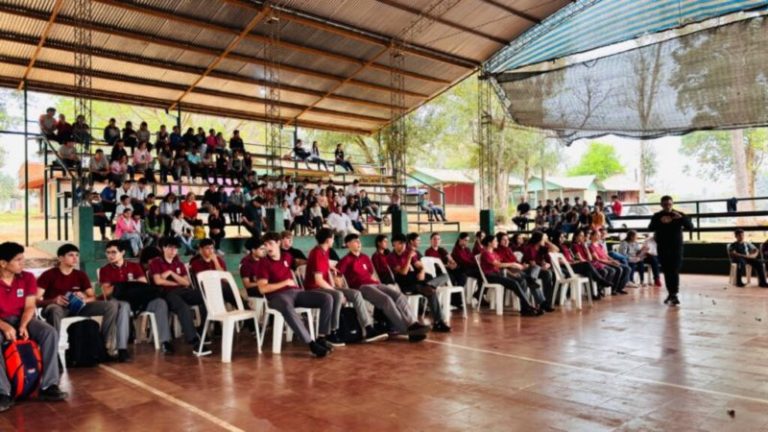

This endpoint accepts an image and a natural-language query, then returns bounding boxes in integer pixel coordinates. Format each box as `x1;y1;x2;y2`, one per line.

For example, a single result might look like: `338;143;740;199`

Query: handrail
622;195;768;207
31;135;78;181
397;169;447;221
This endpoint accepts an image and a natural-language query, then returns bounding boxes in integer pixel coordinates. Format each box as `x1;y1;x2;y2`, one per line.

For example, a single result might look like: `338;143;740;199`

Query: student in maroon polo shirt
304;228;387;344
98;240;174;355
337;234;429;342
37;244;119;357
387;233;451;332
472;231;485;255
425;232;467;288
521;232;558;306
280;231;307;269
479;236;542;316
406;233;423;260
496;232;550;311
188;239;252;323
148;237;207;348
371;235;393;284
256;232;333;358
240;238;265;297
451;232;477;277
0;242;67;411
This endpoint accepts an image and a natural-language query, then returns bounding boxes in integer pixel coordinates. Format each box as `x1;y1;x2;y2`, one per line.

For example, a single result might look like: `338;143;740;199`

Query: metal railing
33;135;79;241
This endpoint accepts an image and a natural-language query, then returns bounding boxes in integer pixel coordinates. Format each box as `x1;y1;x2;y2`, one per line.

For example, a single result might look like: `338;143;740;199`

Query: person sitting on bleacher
171;211;195;255
145;205;165;245
100;180;118;220
149;237;206;349
155;124;169;149
37;244;120;359
128;178;149;217
136;122;151;147
115;208;143;257
182;127;196;150
229;130;244;154
122;121;138;152
39;107;58;141
174;149;191;183
337;234;429;342
334;144;354;172
186;147;202;182
308;141;328;170
729;229;768;287
0;242;68;412
359;190;381;223
58;140;82;176
99;240;174;358
168;125;182;151
243;196;266;241
109;154;131;185
327;206;358;239
387;233;451;332
345;202;366;234
256;232;334;358
132;141;153;181
73;115;91;151
88;192;110;241
115;194;132;217
305;228;387;345
205;129;218;155
103;118;120;145
226;185;245;225
157;143;175;183
55;114;73;144
293;139;311;162
89;149;109;185
207;206;226;253
180;192;199;225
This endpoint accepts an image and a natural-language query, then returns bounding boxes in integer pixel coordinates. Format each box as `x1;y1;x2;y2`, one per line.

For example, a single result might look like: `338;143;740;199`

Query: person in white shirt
642;234;662;287
171;210;194;255
345;180;360;198
326;206;358;238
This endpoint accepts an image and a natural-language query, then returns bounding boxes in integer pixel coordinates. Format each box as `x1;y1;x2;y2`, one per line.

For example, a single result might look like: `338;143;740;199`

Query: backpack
112;281;161;312
66;320;107;367
337;307;363;344
3;340;42;399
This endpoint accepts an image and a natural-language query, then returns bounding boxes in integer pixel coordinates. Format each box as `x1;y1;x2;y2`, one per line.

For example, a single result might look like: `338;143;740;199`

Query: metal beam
479;0;541;24
291;47;391;124
374;0;508;45
221;0;480;69
17;0;63;89
0;3;430;98
0;75;374;135
92;0;449;84
0;30;398;111
0;54;389;124
169;6;270;110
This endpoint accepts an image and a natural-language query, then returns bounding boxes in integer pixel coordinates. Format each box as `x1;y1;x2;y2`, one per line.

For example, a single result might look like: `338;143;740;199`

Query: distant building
510;174;653;205
407;168;476;207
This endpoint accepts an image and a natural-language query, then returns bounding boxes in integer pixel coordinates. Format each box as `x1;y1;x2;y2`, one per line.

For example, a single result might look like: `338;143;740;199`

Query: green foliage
568;141;624;180
681;129;768;180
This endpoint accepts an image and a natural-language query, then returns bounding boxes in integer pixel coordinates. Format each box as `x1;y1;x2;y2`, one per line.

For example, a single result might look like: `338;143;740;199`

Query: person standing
648;196;693;305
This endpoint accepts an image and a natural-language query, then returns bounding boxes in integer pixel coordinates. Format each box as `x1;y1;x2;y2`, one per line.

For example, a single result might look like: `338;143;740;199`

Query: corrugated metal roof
0;0;571;134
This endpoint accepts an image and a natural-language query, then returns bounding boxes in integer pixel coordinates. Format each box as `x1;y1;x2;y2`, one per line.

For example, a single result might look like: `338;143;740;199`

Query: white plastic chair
421;257;467;323
474;254;507;316
97;267;160;351
549;252;591;310
727;244;752;287
37;307;101;372
383;266;423;318
196;270;262;362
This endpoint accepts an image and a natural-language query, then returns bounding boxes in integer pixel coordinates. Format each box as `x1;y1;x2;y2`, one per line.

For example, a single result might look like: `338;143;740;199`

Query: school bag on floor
338;307;363;344
66;320;107;367
3;340;42;399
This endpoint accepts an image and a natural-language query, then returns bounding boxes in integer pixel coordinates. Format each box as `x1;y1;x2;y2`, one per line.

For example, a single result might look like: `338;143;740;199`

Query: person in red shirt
37;244;119;358
550;232;611;298
188;239;243;306
387;233;450;332
240;238;265;298
257;232;334;357
610;195;623;217
521;232;557;306
406;233;423;260
571;231;620;295
305;228;386;344
472;231;485;255
425;232;467;305
180;192;199;223
149;237;207;347
371;234;393;284
0;242;67;411
478;236;542;316
337;234;429;342
99;240;173;355
280;231;307;269
588;230;629;294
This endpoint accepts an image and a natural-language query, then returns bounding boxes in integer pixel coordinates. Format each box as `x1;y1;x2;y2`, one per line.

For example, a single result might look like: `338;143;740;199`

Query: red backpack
3;340;43;399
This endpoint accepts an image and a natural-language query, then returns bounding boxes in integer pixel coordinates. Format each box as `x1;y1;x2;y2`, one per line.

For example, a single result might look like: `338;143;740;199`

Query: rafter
479;0;541;23
169;6;270;111
0;75;374;135
374;0;508;45
291;47;391;125
0;29;398;112
221;0;480;69
92;0;450;84
0;3;430;98
0;54;389;124
17;0;63;89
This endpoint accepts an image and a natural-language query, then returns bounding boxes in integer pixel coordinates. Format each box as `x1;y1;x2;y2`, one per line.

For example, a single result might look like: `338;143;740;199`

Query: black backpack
338;307;363;344
66;320;107;367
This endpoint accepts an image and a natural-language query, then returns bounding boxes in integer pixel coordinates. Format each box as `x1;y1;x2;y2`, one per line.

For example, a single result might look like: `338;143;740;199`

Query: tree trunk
522;160;530;201
730;129;754;220
639;139;648;203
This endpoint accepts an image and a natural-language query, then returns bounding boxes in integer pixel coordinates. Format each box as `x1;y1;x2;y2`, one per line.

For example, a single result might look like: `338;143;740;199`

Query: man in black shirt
202;183;222;209
648;195;693;306
728;229;768;287
243;197;266;241
513;196;531;230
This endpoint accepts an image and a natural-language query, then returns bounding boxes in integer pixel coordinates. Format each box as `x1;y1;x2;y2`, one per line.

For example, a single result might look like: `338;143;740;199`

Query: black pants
658;250;683;296
244;224;261;240
484;273;536;312
211;231;225;250
570;261;611;288
164;287;207;343
395;273;445;324
734;257;768;285
94;215;109;239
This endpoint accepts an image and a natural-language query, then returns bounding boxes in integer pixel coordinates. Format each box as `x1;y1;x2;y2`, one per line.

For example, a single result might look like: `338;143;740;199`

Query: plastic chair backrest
513;251;523;262
474;254;490;285
197;270;246;315
548;252;567;282
295;264;307;287
420;257;441;278
726;243;735;263
561;258;580;283
186;263;199;290
292;268;303;288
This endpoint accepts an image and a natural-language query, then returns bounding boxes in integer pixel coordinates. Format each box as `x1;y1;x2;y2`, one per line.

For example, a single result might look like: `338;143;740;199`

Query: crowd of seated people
513;194;625;233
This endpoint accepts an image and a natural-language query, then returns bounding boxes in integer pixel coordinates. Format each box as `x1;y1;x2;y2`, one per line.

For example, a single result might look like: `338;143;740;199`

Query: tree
568;141;624;180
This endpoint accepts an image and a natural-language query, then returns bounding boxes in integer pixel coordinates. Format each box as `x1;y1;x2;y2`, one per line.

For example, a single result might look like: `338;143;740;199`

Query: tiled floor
5;275;768;431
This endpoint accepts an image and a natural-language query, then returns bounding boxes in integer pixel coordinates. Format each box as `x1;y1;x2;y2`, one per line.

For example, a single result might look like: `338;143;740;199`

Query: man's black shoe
432;322;451;333
161;341;175;354
408;333;427;343
316;337;336;352
670;295;680;306
325;332;346;347
363;326;389;343
0;394;13;412
736;281;746;287
616;289;629;295
407;323;429;336
118;349;131;363
759;283;768;288
521;309;539;317
308;341;328;358
543;306;556;313
663;295;671;304
38;385;68;402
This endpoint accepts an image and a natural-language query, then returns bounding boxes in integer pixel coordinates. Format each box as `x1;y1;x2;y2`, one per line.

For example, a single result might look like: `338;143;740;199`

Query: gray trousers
0;317;59;395
358;284;416;333
43;300;118;353
266;289;333;344
315;287;373;331
111;298;171;349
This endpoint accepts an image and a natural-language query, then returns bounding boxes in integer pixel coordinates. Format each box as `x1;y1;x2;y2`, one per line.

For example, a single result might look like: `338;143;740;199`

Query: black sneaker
363;326;389;343
670;295;680;306
38;385;68;402
521;309;540;317
325;332;346;347
0;394;13;412
308;341;328;358
118;349;132;363
432;322;451;333
663;295;671;305
316;337;335;352
161;342;175;354
408;333;427;343
543;306;556;313
407;323;430;336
